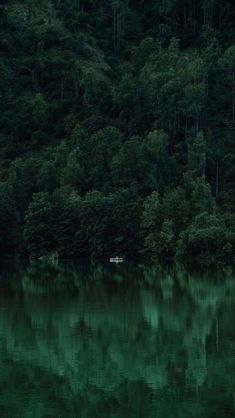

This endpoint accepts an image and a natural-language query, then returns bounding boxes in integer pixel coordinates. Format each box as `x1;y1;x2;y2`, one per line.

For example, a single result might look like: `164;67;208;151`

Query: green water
0;262;234;418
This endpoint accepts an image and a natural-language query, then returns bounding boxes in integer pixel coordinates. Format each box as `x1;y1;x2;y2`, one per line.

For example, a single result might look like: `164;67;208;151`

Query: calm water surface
0;262;234;418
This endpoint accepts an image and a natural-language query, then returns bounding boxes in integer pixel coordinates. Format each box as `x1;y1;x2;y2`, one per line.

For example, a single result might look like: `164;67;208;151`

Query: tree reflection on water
0;262;234;418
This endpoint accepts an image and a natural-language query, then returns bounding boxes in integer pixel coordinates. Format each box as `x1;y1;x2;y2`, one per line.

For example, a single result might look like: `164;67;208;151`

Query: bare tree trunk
74;80;79;98
60;80;64;101
31;70;38;92
113;4;126;51
117;10;121;49
113;8;117;51
196;114;199;131
215;159;219;197
218;0;222;29
183;5;187;34
232;71;235;122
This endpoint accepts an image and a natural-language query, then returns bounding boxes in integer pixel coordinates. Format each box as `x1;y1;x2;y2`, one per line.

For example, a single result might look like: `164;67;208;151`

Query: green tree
191;177;215;215
141;191;163;257
0;183;20;252
184;131;207;187
23;192;55;258
177;212;234;261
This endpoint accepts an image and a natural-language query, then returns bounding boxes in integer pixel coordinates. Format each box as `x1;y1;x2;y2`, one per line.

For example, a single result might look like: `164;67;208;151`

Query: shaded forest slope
0;0;234;262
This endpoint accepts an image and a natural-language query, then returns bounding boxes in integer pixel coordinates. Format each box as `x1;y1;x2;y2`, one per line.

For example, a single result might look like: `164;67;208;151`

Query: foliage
0;0;234;262
177;213;235;262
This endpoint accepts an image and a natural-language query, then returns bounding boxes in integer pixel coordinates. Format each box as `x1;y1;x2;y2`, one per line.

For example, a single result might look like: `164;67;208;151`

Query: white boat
109;257;124;263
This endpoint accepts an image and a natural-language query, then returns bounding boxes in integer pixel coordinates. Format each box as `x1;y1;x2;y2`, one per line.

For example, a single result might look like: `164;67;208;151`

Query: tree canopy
0;0;234;262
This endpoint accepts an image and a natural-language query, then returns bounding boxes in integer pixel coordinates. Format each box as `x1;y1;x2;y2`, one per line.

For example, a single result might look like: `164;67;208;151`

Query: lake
0;261;234;417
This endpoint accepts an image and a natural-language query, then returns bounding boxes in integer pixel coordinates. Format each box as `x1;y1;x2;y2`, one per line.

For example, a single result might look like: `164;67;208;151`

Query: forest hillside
0;0;234;262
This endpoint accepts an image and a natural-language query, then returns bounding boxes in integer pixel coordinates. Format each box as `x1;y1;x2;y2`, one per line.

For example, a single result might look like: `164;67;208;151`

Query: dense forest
0;0;234;262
